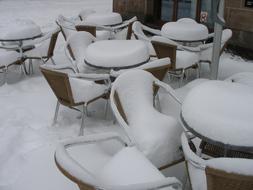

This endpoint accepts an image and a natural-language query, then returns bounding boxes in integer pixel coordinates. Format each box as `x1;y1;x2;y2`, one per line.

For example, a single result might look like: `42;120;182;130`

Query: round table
161;21;209;42
84;40;150;70
181;80;253;153
82;12;122;26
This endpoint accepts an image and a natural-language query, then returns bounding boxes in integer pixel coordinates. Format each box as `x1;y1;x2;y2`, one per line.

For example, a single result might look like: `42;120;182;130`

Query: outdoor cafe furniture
84;40;150;70
24;27;61;73
110;70;183;169
55;132;182;190
0;19;42;74
40;64;110;136
151;36;200;86
181;133;253;190
76;16;137;40
81;12;123;26
132;21;161;57
181;80;253;157
161;18;209;43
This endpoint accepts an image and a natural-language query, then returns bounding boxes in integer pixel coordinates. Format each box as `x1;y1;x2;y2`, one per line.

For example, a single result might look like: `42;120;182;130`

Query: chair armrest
142;24;161;36
69;73;111;81
109;177;182;190
154;79;182;105
40;64;76;73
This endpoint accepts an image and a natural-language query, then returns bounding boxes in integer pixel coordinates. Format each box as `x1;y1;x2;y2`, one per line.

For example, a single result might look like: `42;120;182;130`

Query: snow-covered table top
181;81;253;151
84;40;150;70
161;21;209;42
0;19;42;41
82;12;122;26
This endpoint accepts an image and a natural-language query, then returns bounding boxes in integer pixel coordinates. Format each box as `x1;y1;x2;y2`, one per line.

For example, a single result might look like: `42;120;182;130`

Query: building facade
113;0;253;51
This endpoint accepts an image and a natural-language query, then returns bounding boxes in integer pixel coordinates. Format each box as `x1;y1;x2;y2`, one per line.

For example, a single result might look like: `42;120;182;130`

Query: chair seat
97;147;173;189
0;49;20;67
85;12;122;26
96;30;111;40
69;77;107;103
176;50;199;69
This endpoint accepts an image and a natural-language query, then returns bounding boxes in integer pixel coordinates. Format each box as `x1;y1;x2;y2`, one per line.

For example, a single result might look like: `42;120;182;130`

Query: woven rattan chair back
126;20;134;40
41;68;75;107
47;29;60;58
151;41;177;70
75;25;96;37
206;166;253;190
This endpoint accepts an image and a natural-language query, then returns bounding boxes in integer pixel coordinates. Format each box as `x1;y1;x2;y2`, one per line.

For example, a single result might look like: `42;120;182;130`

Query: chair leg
53;101;60;125
79;103;87;136
50;58;56;65
179;69;185;87
28;59;34;74
104;99;109;119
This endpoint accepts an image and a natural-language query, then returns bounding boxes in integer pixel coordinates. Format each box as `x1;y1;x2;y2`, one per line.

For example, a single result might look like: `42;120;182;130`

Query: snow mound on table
207;158;253;176
112;70;183;168
2;19;41;40
182;81;253;147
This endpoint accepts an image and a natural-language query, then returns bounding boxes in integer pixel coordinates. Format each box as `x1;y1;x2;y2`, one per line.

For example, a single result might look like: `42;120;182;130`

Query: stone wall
225;0;253;50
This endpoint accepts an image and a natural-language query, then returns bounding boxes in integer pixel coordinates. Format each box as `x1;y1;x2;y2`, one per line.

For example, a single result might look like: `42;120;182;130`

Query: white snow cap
182;80;253;147
2;19;41;40
84;12;122;26
111;70;183;168
84;40;150;69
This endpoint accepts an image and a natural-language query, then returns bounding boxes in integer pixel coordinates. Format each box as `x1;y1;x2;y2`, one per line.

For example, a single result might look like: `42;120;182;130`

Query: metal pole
210;0;225;80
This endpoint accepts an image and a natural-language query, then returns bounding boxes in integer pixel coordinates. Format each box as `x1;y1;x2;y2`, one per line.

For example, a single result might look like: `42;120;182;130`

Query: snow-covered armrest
154;79;182;105
69;73;110;81
111;16;137;31
40;64;76;73
142;24;161;36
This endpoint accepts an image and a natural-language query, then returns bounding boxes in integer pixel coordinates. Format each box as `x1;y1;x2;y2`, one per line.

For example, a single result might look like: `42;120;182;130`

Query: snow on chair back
110;70;183;168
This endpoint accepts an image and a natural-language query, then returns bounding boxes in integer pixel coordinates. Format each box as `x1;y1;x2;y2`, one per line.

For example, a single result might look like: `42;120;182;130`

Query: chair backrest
151;36;177;69
79;9;96;21
132;21;149;41
205;158;253;190
47;28;60;58
65;32;95;72
56;15;76;40
40;67;75;106
110;70;182;168
200;29;232;62
75;25;96;37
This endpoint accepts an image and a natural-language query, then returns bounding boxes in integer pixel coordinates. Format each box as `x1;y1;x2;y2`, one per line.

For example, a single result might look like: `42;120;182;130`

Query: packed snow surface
0;0;253;190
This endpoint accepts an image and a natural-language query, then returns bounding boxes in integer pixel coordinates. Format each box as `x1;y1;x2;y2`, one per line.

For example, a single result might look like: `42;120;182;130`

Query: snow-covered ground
1;1;253;190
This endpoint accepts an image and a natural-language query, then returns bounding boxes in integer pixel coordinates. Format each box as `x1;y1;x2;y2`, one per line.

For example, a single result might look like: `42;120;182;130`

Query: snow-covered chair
177;18;197;24
110;70;183;169
181;133;253;190
0;46;23;81
65;32;97;73
132;21;161;57
78;9;96;21
198;29;232;69
40;65;110;135
151;36;200;86
56;15;77;40
24;27;60;72
55;132;182;190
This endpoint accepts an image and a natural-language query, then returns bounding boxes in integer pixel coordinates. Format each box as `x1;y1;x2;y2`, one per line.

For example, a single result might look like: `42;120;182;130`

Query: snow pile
84;12;122;26
225;72;253;89
1;19;41;40
182;80;253;147
161;21;208;41
85;40;150;69
0;49;20;67
111;70;183;168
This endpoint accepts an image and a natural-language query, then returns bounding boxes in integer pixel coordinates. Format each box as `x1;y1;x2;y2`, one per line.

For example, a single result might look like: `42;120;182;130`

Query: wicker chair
55;132;183;190
78;9;96;21
198;29;232;73
24;27;60;72
206;159;253;190
65;32;96;73
110;70;183;170
151;36;200;86
40;65;110;135
0;45;25;82
132;21;161;57
56;15;77;40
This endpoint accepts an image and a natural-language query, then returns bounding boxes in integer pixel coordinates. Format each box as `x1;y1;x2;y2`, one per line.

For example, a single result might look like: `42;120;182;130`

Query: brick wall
225;0;253;50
